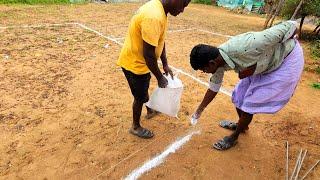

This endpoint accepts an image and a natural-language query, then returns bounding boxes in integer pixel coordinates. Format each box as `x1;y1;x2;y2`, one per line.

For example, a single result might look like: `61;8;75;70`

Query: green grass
0;0;88;4
192;0;212;5
311;40;320;60
316;66;320;74
300;32;320;61
311;82;320;89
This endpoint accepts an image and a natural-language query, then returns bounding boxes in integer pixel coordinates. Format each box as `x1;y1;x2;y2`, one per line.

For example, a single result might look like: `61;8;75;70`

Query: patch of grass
0;0;88;4
311;40;320;60
311;82;320;89
192;0;212;5
316;66;320;74
300;31;320;60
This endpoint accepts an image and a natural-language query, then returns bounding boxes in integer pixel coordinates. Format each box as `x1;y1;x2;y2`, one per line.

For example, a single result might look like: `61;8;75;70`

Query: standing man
117;0;191;139
189;21;303;150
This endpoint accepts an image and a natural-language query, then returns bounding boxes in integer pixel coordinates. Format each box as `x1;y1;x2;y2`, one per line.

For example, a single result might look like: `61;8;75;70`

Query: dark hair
190;44;220;70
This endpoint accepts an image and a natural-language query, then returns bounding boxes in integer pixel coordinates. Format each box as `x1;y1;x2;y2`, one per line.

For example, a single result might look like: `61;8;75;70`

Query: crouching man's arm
193;89;218;119
192;68;224;120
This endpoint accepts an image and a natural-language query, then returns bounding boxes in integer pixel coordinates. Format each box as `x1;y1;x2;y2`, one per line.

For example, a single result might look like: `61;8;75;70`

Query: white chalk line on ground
112;27;231;40
99;28;230;41
114;37;125;40
112;28;198;41
91;130;173;180
0;22;124;46
113;28;198;41
105;24;128;29
0;22;77;29
168;28;197;33
2;22;232;178
124;130;201;180
169;65;232;96
0;22;231;42
75;23;124;46
198;29;233;38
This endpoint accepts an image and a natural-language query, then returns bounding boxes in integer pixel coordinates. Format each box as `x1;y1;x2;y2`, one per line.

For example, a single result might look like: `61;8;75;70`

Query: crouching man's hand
190;110;202;125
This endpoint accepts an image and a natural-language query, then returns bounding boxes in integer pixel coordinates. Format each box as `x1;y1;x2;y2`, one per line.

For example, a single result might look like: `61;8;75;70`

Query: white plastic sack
146;75;183;118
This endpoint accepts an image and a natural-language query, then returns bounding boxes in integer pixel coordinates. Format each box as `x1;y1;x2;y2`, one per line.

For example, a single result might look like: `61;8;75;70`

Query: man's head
190;44;223;73
164;0;191;16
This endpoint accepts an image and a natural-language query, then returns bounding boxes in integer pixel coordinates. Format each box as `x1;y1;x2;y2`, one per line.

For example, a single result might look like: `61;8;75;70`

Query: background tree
281;0;320;36
264;0;287;28
314;20;320;35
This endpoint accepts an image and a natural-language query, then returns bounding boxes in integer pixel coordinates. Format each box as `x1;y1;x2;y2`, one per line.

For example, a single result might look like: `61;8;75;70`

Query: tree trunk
290;0;303;20
264;15;272;28
313;25;320;32
264;1;272;14
264;0;278;29
299;15;305;37
316;27;320;35
269;0;286;27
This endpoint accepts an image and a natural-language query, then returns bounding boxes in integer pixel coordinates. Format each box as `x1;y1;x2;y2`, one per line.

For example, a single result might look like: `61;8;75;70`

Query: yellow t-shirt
117;0;168;75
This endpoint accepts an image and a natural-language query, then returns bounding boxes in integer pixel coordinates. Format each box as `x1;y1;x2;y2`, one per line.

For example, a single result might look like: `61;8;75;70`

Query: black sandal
219;120;238;130
213;136;237;150
129;128;154;139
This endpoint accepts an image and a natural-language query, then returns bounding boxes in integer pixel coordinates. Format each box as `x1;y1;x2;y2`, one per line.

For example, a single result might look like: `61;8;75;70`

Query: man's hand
190;110;202;125
163;65;174;79
238;63;256;79
157;75;168;88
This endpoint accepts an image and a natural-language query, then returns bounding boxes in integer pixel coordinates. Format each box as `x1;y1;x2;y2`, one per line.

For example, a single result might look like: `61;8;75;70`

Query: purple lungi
232;40;304;114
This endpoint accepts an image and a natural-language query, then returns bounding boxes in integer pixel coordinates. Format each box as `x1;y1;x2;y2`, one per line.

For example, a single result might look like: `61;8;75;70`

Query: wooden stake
290;149;302;180
294;150;307;180
301;160;320;180
286;141;289;180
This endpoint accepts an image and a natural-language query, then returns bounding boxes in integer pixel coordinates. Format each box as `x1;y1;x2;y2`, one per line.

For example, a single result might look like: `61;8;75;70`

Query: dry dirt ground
0;3;319;180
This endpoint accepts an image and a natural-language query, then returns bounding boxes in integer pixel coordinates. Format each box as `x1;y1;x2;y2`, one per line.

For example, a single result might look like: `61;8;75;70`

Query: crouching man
190;21;304;150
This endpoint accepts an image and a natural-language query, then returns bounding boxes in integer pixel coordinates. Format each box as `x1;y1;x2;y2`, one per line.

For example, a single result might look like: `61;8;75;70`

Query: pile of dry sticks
286;141;320;180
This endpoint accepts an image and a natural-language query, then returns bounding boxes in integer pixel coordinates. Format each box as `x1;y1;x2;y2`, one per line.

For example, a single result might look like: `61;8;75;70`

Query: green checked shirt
209;21;298;92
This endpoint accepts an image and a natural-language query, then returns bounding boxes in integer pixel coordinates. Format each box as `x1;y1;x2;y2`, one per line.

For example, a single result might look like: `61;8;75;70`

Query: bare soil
0;3;319;180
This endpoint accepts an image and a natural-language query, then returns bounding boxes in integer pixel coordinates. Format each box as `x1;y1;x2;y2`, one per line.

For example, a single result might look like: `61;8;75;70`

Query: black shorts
122;68;151;103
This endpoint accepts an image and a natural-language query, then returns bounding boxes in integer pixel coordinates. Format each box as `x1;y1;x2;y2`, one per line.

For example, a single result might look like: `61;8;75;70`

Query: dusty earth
0;3;319;180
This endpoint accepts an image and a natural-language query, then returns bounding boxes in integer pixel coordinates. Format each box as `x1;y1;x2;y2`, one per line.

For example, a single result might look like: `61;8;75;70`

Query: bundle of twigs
285;141;320;180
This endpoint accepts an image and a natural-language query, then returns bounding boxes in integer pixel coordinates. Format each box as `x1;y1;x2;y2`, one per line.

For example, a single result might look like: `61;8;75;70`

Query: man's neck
217;54;227;67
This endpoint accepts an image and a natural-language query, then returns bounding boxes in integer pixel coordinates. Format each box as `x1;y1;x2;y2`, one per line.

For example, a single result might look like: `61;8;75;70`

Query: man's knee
134;95;149;104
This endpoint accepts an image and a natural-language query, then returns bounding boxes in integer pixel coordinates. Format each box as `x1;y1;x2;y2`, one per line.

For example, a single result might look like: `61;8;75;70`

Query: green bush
281;0;298;19
312;82;320;89
311;40;320;60
192;0;212;5
315;66;320;74
300;31;320;61
281;0;320;19
0;0;87;4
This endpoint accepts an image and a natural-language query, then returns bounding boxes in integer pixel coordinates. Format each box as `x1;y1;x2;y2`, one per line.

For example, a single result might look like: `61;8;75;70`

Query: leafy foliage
0;0;88;4
192;0;212;5
281;0;320;18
